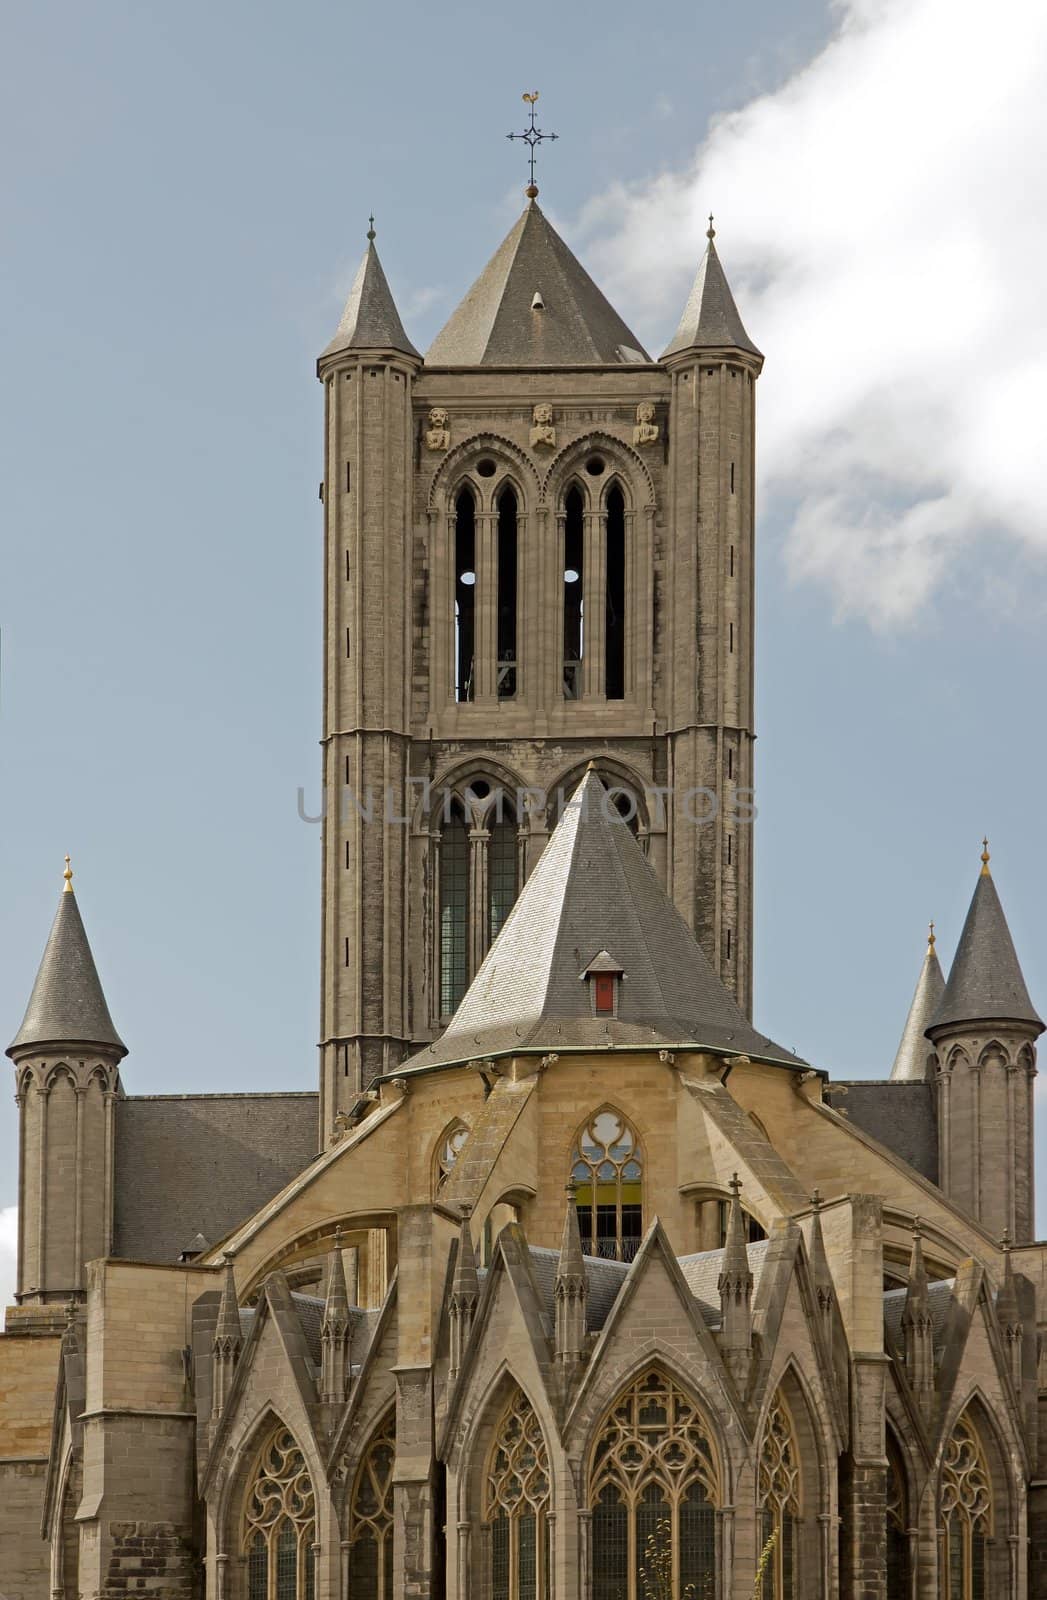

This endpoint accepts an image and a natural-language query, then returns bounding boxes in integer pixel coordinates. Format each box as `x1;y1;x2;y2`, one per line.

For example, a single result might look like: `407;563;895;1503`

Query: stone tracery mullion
243;1427;316;1600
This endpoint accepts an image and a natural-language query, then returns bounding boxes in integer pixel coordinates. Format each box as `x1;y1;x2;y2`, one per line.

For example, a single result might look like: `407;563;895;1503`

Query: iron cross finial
507;91;558;200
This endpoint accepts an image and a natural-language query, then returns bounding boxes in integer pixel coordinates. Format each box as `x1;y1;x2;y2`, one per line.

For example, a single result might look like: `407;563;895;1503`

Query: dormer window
580;950;624;1018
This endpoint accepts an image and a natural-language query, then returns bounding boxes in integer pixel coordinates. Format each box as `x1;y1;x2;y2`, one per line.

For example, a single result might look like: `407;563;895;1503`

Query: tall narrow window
243;1426;316;1600
758;1393;801;1599
589;1368;720;1600
440;805;469;1015
348;1411;396;1600
605;485;625;700
488;812;518;945
886;1434;909;1600
485;1388;551;1600
939;1412;991;1600
497;487;518;699
563;487;584;699
455;488;477;702
571;1109;643;1260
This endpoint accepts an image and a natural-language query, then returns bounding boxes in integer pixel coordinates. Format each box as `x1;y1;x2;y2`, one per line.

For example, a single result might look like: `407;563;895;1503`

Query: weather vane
507;91;558;199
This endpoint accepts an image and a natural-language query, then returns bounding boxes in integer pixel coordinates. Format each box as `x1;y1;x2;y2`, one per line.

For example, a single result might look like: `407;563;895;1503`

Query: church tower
6;861;126;1308
316;193;763;1140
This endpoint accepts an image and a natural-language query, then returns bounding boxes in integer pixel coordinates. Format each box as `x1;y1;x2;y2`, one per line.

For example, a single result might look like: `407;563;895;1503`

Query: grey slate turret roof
426;202;650;367
403;772;802;1071
8;880;126;1057
320;236;420;362
661;230;762;361
890;934;945;1080
928;858;1043;1036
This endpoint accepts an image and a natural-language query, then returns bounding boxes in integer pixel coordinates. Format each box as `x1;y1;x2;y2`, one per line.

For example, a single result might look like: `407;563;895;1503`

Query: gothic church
1;178;1044;1600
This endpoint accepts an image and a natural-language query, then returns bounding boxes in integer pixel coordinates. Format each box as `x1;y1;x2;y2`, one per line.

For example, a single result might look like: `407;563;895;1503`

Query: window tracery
757;1392;800;1599
348;1411;396;1600
589;1367;720;1600
940;1412;991;1600
485;1388;551;1600
571;1109;643;1260
435;1121;470;1188
243;1427;316;1600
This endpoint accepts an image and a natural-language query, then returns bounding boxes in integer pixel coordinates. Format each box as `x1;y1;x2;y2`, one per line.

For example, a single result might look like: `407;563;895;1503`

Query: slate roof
426;202;650;367
403;772;803;1071
661;233;762;361
883;1278;955;1358
928;865;1043;1035
521;1240;771;1333
8;885;126;1057
890;939;945;1080
677;1239;773;1327
320;238;420;362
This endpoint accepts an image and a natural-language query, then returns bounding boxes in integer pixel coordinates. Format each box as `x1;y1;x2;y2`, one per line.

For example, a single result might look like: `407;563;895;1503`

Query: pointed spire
320;226;420;362
928;849;1043;1036
661;225;762;361
718;1175;753;1384
555;1182;588;1374
996;1231;1023;1391
890;926;946;1080
900;1220;934;1408
426;202;649;366
320;1231;352;1407
8;868;126;1058
211;1254;243;1423
807;1190;834;1329
448;1209;479;1382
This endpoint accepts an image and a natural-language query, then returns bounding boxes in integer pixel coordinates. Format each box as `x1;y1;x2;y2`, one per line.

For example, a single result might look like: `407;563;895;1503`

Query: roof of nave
928;853;1043;1035
8;873;126;1057
890;932;945;1081
426;201;651;367
402;771;804;1072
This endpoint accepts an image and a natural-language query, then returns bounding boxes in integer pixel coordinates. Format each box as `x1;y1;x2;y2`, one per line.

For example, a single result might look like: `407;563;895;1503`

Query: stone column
468;816;490;978
583;507;605;701
475;510;497;703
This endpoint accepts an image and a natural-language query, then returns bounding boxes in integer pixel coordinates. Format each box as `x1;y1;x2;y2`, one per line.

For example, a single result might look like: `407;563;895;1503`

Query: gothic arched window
497;486;518;699
571;1108;643;1261
605;483;626;700
439;803;469;1015
485;1388;551;1600
243;1427;316;1600
757;1392;800;1599
886;1432;909;1600
455;487;477;703
939;1412;991;1600
488;811;518;945
348;1411;396;1600
563;486;584;698
589;1367;720;1600
435;1120;470;1191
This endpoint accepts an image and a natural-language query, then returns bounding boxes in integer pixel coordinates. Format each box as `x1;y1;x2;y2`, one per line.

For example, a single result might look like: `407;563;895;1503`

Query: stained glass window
940;1412;992;1600
485;1388;551;1600
757;1392;801;1599
348;1411;396;1600
242;1427;316;1600
589;1367;720;1600
571;1109;643;1260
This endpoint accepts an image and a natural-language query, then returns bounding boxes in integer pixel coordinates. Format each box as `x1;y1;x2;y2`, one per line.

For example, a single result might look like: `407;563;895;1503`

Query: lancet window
571;1108;643;1261
757;1392;800;1599
886;1433;909;1600
563;486;584;698
497;486;518;699
244;1427;316;1600
439;803;470;1014
348;1411;396;1600
589;1367;720;1600
437;790;521;1020
484;1388;552;1600
605;483;625;699
939;1412;991;1600
435;1120;470;1189
455;487;477;702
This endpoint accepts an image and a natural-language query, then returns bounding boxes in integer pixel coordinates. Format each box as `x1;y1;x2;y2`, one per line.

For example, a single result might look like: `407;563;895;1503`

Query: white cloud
0;1207;16;1317
580;0;1047;627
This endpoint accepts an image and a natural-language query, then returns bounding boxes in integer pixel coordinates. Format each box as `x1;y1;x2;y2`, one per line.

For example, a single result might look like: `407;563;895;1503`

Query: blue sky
3;0;1046;1295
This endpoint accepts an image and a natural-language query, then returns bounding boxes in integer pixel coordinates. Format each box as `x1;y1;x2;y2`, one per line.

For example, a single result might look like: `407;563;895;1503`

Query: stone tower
927;844;1043;1242
6;862;126;1307
316;200;763;1140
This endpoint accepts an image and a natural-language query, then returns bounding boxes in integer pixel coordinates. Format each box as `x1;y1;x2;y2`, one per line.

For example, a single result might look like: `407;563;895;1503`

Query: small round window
585;456;605;476
476;458;497;478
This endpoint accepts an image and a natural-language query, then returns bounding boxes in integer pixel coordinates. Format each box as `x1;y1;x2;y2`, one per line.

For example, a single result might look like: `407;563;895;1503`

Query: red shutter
594;974;615;1014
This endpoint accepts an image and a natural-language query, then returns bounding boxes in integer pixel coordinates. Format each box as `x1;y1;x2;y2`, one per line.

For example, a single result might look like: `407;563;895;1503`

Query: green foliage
752;1525;779;1599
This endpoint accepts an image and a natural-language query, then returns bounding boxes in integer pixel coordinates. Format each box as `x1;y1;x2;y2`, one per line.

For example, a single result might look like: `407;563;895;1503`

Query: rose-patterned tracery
589;1367;720;1600
243;1426;315;1600
940;1412;992;1600
348;1411;396;1600
757;1391;800;1599
484;1387;551;1600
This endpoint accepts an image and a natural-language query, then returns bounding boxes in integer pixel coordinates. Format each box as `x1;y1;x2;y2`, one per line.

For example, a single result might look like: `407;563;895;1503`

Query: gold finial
981;837;991;876
63;855;73;893
927;921;936;954
707;213;716;240
585;758;598;773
